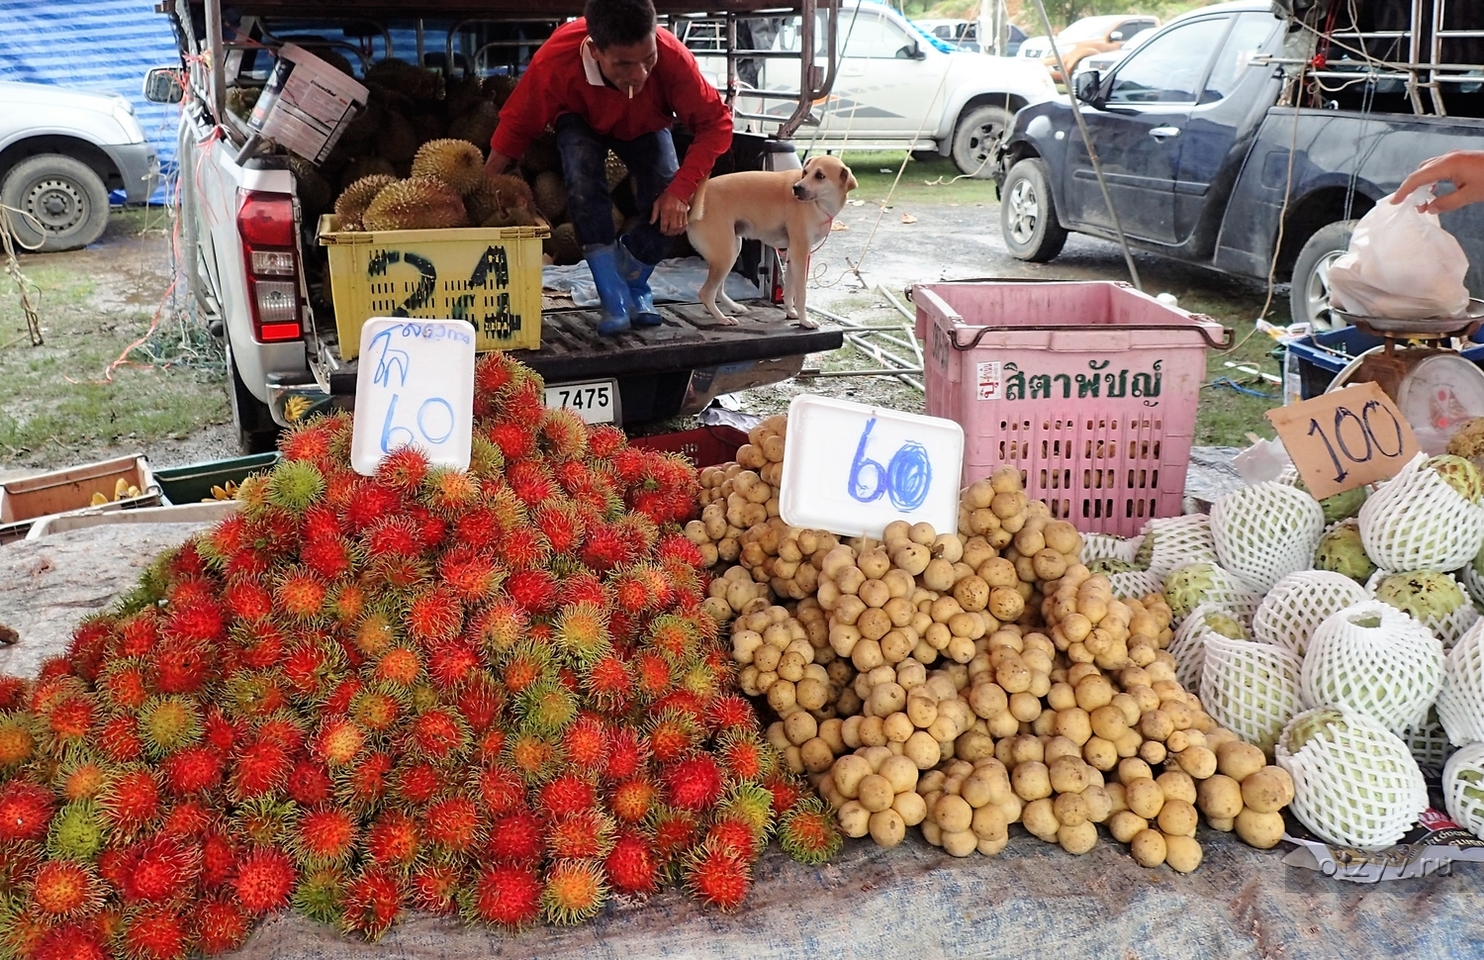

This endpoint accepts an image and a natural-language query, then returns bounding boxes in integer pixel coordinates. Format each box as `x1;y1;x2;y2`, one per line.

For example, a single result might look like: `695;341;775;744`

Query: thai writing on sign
350;317;476;476
976;358;1165;402
1266;381;1422;500
779;395;963;538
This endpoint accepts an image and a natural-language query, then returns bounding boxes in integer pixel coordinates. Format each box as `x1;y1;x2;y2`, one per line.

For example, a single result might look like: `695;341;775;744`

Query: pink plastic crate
912;281;1229;536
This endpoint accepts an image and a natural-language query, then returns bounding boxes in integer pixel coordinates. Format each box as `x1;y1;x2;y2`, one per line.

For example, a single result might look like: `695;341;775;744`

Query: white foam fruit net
1251;570;1370;658
1442;742;1484;840
1211;481;1326;592
1365;568;1481;650
1140;514;1220;577
1108;569;1166;601
1400;708;1456;773
1359;454;1484;573
1277;706;1428;850
1082;533;1141;565
1300;600;1445;735
1461;557;1484;609
1200;634;1303;755
1168;602;1242;692
1438;617;1484;746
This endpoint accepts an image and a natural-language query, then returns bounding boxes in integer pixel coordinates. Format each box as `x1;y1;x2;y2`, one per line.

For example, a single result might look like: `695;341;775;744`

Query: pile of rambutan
0;352;839;959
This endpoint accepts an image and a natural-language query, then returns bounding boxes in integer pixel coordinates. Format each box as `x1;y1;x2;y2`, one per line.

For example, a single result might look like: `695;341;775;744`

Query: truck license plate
545;379;619;424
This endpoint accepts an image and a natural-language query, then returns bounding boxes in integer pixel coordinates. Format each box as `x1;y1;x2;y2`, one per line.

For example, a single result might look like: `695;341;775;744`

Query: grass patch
0;259;230;465
807;149;999;206
1172;288;1287;447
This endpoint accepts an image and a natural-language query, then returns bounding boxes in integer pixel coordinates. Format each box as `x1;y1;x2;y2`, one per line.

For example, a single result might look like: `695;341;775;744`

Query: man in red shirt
484;0;733;335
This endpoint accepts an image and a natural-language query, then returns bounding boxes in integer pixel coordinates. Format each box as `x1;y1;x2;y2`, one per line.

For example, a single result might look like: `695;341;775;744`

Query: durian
288;155;332;223
361;177;467;232
336;98;383;152
225;86;260;122
411;139;486;195
376;110;419;164
533;171;567;221
605;152;629;193
546;223;583;266
447;102;500;150
464;179;503;227
365;58;445;101
484;74;519;106
523;133;562;176
334;174;397;231
338;156;397;193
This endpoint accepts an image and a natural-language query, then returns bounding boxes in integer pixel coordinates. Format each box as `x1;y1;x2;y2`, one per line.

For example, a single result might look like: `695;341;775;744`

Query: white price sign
779;395;963;539
350;317;476;476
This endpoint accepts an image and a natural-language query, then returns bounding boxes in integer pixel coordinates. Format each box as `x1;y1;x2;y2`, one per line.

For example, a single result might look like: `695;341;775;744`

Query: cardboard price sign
350;317;476;476
1265;381;1421;500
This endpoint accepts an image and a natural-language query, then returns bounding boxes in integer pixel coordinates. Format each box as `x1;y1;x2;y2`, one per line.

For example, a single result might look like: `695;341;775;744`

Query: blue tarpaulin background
0;0;180;202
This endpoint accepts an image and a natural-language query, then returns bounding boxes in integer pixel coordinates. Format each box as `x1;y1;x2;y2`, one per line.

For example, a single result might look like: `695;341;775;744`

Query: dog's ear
842;168;858;191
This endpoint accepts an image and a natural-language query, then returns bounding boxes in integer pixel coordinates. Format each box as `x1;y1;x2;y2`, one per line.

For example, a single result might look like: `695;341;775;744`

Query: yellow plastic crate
317;214;548;359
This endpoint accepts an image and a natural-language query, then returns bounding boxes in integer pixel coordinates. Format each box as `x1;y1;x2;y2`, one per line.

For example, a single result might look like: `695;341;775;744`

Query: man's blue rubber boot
616;239;663;327
583;243;634;335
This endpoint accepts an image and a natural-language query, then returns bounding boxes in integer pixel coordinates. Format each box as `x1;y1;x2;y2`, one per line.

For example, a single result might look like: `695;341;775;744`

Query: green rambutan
99;768;159;839
718;781;775;842
540;407;589;461
352;609;397;661
227;736;292;801
0;713;37;768
221;671;288;721
1;911;52;960
47;800;104;861
266;459;326;512
230;796;296;850
349;688;401;733
409;859;463;915
541;859;608;925
286;759;333;807
291;867;346;926
193;897;250;955
293;806;358;867
715;729;774;783
468;434;505;479
471;599;528;657
777;796;843;865
645;614;697;661
683;842;751;911
234;847;296;916
499;640;554;696
515;679;578;737
553;602;613;666
604;829;659;895
160;746;224;796
663;754;724;812
364;810;420;868
274;567;329;621
311;717;367;767
422;796;483;854
464;863;541;929
29;860;101;918
122;904;190;960
407;708;470;761
137;696;202;758
421;466;480;515
609;777;659;825
339;866;404;941
122;834;197;903
406;586;463;643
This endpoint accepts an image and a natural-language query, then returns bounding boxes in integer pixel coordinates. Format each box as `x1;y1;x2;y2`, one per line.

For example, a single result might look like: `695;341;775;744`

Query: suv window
842;14;912;58
1108;16;1229;105
1201;13;1277;103
1116;18;1157;39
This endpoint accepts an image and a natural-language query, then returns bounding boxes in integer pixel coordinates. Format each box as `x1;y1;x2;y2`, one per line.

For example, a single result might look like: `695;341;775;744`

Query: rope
0;203;45;347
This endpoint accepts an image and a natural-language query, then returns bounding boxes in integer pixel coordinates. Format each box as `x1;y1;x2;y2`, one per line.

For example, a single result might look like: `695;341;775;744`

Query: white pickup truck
0;81;158;251
150;0;845;453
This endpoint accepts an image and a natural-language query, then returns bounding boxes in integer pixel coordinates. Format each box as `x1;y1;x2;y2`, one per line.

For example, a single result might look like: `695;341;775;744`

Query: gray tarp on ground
3;511;1484;959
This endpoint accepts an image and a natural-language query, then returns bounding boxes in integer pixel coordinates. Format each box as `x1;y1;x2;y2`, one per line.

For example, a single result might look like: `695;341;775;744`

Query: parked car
912;19;1028;55
0;81;158;251
695;1;1057;176
996;1;1484;328
1038;14;1160;82
1072;26;1158;80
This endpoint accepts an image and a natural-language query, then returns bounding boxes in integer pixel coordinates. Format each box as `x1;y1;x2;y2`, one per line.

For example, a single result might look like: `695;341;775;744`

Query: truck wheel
1000;158;1067;262
0;154;111;252
950;105;1011;179
230;358;281;455
1290;221;1356;331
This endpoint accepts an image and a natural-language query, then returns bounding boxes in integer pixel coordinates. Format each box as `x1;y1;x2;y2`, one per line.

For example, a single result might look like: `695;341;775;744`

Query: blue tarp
0;0;181;202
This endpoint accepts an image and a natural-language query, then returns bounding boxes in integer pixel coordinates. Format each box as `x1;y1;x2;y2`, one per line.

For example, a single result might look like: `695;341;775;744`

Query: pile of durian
226;55;640;265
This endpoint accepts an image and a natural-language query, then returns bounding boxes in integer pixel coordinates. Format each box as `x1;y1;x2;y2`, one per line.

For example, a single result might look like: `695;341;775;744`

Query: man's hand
1393;150;1484;213
652;193;690;236
483;150;514;179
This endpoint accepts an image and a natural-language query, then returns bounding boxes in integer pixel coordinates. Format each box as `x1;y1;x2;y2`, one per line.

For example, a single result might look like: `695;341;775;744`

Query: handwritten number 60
381;394;455;453
1307;401;1404;484
849;419;932;511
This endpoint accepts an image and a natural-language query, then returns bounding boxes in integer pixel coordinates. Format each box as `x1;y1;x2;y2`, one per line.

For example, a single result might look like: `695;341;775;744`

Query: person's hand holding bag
1325;189;1471;321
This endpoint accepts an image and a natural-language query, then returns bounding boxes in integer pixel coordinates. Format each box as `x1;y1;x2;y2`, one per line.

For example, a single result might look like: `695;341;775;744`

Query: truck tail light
770;249;785;305
238;190;303;342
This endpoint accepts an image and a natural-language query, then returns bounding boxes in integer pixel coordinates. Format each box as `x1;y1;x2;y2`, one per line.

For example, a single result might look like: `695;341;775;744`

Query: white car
0;81;158;251
1072;27;1159;79
689;1;1057;176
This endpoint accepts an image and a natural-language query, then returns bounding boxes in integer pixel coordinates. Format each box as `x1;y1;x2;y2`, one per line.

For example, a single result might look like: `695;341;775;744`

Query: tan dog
686;155;858;328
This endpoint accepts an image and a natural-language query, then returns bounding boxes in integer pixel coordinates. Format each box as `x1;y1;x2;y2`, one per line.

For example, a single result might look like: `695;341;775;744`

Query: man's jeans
555;112;678;266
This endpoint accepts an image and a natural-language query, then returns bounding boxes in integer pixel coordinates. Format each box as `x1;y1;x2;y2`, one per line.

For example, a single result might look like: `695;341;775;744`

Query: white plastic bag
1326;191;1471;321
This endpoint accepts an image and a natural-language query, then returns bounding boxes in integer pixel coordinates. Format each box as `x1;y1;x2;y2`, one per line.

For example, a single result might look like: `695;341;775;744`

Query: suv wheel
1290;221;1357;331
0;154;111;252
230;354;281;455
1000;158;1068;262
950;105;1011;179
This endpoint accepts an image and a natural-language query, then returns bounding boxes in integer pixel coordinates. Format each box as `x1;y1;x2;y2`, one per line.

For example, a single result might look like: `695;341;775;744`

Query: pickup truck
996;0;1484;329
0;81;158;251
151;0;844;453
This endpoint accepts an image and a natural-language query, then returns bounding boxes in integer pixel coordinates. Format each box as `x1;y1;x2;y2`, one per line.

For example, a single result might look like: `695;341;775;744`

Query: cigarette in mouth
628;85;634;99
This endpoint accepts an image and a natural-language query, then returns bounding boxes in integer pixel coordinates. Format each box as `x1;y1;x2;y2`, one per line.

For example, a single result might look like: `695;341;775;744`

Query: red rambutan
161;746;224;796
560;715;609;770
32;922;108;960
273;567;328;621
646;710;699;765
648;806;698;865
234;622;286;670
299;536;355;581
310;717;366;768
151;638;215;696
438;549;503;603
663;755;725;812
342;481;402;533
0;715;36;769
421;466;480;515
405;504;447;550
633;651;675;702
375;445;429;494
471;600;528;656
373;646;423;688
486;808;545;864
337;750;392;810
330;582;366;624
581;653;633;714
361;515;422;559
221;579;273;623
293;806;358;867
602;727;649;783
534;501;586;555
609;777;659;825
708;694;758;735
539;407;589;460
538;773;596;819
392;761;445;805
581;524;632;573
193;898;250;955
499;527;553;571
487;419;537;462
364;810;420;868
162;594;225;645
340;866;404;941
452;505;505;551
409;860;463;915
122;904;190;960
100;768;159;838
656;533;706;570
29;860;100;918
45;692;95;745
228;737;292;801
408;708;469;761
777;797;843;865
234;847;296;916
285;759;333;807
98;713;145;763
456;673;505;733
423;796;483;853
586;423;626;459
465;863;541;929
348;689;401;734
121;834;197;903
683;843;752;911
476;765;526;815
160;799;213;838
474;351;515;400
605;829;659;895
199;830;238;891
505;731;562;783
705;814;761;859
406;586;463;643
541;859;608;925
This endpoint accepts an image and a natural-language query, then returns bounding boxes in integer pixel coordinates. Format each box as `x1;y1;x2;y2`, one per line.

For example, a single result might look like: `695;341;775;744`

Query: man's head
585;0;659;96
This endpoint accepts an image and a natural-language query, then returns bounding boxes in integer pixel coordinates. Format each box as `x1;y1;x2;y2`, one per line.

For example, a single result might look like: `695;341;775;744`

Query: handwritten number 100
1307;400;1404;483
849;418;932;511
